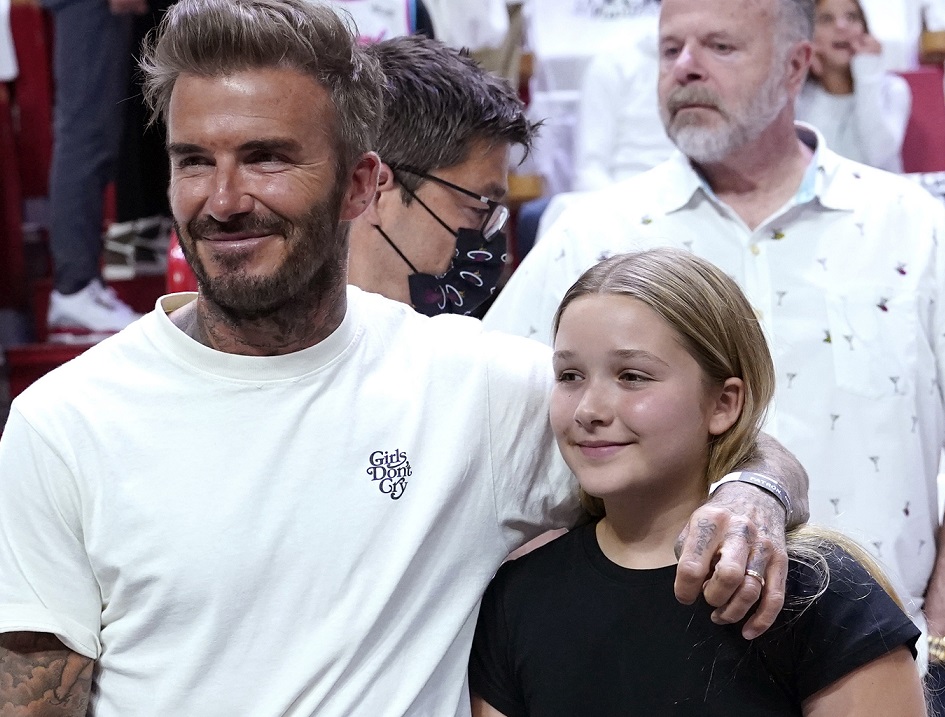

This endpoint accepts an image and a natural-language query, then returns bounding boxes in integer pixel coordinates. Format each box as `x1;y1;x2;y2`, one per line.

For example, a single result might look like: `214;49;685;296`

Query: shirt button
750;244;761;256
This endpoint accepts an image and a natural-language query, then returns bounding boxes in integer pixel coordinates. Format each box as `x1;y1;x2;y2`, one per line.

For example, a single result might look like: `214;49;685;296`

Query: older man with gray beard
485;0;945;684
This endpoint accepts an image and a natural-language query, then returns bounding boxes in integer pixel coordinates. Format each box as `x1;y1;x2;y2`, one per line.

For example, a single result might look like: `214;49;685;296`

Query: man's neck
171;279;347;356
695;119;814;231
347;223;412;305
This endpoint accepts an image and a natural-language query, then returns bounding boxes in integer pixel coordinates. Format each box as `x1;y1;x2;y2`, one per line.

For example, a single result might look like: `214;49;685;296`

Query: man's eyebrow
466;182;509;202
167;138;303;156
704;31;737;43
480;182;507;202
167;142;205;156
239;138;303;154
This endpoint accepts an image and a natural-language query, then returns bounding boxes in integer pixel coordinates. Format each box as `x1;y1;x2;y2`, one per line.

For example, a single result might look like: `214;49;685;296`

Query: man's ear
359;161;399;224
708;377;745;436
785;40;814;99
339;151;382;222
376;161;396;192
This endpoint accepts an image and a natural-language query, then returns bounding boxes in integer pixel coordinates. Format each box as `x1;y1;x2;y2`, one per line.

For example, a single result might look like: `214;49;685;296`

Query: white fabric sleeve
0;0;17;82
925;0;945;31
850;54;912;171
481;332;580;552
535;190;596;242
423;0;509;50
573;53;624;192
932;201;945;455
0;407;102;658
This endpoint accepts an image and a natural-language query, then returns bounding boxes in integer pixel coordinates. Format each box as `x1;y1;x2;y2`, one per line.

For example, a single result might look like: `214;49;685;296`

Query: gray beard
666;73;790;164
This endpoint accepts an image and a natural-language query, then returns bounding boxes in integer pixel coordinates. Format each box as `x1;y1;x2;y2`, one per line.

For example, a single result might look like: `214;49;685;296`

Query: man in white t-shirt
485;0;945;678
0;1;807;713
572;1;673;191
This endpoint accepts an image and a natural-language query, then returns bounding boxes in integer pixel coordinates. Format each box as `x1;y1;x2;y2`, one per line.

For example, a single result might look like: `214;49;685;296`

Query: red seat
897;65;945;174
9;0;54;199
166;230;198;293
0;85;27;310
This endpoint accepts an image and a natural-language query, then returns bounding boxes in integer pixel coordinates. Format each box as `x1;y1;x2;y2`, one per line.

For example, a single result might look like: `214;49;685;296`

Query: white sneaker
47;279;142;344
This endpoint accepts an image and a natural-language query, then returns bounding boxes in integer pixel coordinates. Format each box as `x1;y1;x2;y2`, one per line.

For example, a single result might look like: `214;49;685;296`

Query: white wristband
711;470;793;523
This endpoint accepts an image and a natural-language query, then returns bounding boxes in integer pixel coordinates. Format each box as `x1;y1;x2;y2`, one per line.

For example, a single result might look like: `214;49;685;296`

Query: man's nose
206;164;253;221
673;45;706;84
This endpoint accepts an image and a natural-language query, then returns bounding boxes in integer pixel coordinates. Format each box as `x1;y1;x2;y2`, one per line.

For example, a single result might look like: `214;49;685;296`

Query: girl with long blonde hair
470;248;925;716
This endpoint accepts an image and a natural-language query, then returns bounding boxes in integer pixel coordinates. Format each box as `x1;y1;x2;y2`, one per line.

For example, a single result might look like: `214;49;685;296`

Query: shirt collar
659;122;857;215
802;123;861;212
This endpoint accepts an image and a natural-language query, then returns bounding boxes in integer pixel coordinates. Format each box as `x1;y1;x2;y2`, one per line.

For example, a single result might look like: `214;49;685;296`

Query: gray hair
364;34;537;199
776;0;815;43
139;0;384;175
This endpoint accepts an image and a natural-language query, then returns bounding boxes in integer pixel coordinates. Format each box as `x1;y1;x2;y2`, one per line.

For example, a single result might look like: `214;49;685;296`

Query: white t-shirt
796;55;911;173
859;0;945;70
423;0;509;50
521;0;660;193
316;0;414;41
0;287;579;716
572;20;674;192
485;126;945;630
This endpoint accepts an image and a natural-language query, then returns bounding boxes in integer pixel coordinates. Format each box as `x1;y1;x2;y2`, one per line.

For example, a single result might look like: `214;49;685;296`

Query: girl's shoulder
786;540;879;603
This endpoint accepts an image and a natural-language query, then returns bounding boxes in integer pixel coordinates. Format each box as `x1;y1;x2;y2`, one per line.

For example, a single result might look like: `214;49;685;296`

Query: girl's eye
556;370;582;383
619;371;647;383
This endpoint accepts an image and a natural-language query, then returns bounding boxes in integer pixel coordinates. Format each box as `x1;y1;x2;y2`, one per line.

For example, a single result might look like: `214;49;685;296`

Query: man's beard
661;63;790;164
177;193;346;322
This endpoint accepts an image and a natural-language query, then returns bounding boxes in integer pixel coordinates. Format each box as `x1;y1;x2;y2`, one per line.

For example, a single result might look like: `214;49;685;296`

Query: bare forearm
741;432;810;526
0;632;93;716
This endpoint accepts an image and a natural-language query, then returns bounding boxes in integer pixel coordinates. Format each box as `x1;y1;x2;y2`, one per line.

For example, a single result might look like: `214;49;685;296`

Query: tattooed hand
673;482;788;640
0;632;93;716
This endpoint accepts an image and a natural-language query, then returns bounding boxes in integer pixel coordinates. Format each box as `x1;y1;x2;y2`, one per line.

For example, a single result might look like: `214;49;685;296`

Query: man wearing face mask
348;34;533;318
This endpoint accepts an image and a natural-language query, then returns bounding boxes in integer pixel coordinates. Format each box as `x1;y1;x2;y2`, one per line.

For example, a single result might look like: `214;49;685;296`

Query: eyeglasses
390;165;510;239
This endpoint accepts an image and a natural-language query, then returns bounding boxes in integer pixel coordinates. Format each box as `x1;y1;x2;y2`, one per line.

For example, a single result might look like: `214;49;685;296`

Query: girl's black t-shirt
469;521;920;717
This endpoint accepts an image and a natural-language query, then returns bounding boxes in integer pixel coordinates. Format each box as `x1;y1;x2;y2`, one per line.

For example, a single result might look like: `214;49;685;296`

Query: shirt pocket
824;288;919;400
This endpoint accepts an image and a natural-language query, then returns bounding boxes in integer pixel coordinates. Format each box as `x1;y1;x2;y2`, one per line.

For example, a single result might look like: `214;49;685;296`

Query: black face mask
377;226;507;317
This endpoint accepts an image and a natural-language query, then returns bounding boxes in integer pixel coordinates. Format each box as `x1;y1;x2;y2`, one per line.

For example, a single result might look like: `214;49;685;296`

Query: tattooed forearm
0;632;93;716
742;433;809;526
